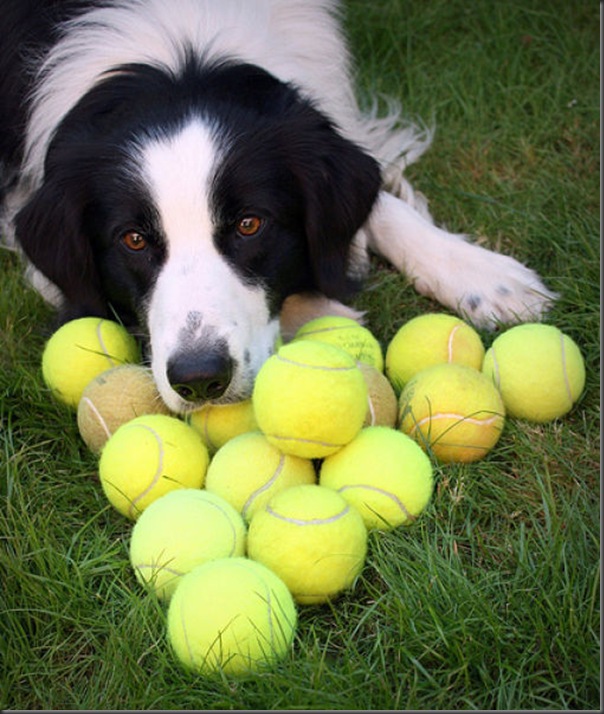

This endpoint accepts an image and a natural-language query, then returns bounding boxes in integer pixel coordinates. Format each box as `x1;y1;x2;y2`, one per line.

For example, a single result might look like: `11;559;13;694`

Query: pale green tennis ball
129;489;246;600
482;323;585;422
77;365;171;453
293;315;384;371
399;363;505;463
99;414;209;519
385;313;485;393
252;341;368;459
188;399;257;454
320;426;433;530
42;317;140;408
167;557;297;675
247;484;367;605
205;431;316;522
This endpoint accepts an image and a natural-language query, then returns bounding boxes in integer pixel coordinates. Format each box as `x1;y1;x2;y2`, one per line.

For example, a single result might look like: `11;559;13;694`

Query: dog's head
16;61;380;412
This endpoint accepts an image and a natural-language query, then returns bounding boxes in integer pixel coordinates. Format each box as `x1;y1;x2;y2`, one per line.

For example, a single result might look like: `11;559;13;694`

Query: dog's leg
367;191;557;329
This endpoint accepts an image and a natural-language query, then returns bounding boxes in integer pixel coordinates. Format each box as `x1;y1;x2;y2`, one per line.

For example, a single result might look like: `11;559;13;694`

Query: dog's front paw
414;240;558;330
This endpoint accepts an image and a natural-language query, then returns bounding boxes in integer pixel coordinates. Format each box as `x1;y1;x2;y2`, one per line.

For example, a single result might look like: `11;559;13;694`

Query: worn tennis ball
205;431;316;522
482;323;585;422
187;399;257;454
129;489;246;600
77;364;172;453
99;414;209;519
320;426;433;530
385;313;485;393
357;362;398;428
252;341;367;459
293;315;384;371
247;484;367;605
167;557;297;675
41;317;140;408
399;363;505;463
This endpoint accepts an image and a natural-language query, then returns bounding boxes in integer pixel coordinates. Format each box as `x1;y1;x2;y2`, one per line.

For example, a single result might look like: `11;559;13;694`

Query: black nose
167;351;233;402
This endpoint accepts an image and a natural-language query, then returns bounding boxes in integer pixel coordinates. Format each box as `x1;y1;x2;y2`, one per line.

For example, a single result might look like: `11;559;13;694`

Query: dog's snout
167;350;233;403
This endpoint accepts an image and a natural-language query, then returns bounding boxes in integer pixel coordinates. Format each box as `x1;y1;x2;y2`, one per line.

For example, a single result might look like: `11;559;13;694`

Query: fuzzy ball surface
77;365;171;453
357;362;398;428
293;315;384;371
482;323;585;422
99;414;209;519
247;484;367;604
42;317;140;408
167;557;297;675
385;313;485;393
252;341;367;459
398;363;505;463
129;489;246;600
188;399;257;454
320;426;433;530
205;431;316;521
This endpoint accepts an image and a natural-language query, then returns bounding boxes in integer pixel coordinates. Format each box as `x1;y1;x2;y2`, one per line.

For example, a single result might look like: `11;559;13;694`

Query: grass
1;0;600;709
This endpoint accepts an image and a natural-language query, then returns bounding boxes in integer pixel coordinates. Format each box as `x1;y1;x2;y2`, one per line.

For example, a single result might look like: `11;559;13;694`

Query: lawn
0;0;599;709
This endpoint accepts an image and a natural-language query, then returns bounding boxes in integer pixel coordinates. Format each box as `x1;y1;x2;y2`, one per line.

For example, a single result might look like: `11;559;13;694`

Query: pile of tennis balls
39;311;586;676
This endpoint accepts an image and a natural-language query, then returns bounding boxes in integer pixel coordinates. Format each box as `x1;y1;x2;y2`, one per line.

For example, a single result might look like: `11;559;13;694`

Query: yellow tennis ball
398;363;505;463
167;557;297;675
385;313;485;393
77;365;172;453
293;315;384;371
205;431;316;522
482;323;585;422
252;341;368;459
247;484;367;605
357;362;398;428
320;426;434;530
129;489;246;600
99;414;209;519
42;317;140;408
187;399;257;454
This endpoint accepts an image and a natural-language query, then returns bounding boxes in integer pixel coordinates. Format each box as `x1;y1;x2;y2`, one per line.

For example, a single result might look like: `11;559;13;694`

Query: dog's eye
122;231;147;252
236;216;263;238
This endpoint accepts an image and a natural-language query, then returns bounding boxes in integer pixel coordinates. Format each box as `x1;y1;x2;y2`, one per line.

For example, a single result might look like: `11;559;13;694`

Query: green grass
1;0;599;709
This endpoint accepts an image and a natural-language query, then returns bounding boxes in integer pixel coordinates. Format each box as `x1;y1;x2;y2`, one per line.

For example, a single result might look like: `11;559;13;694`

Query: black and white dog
1;0;555;413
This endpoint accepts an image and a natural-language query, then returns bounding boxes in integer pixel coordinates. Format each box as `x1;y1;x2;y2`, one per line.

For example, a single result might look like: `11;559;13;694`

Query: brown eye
122;231;147;252
236;215;263;238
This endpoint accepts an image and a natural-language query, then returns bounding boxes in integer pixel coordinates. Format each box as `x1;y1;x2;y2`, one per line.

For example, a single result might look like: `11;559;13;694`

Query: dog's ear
15;178;107;317
291;115;382;300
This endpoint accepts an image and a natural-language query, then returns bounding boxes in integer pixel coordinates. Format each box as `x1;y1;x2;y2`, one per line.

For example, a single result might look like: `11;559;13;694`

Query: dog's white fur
5;0;556;412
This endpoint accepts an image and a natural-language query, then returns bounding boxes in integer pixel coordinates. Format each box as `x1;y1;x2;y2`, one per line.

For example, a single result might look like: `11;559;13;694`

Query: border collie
1;0;556;413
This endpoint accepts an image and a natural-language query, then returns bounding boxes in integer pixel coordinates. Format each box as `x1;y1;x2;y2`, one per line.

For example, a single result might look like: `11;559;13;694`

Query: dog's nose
167;351;233;402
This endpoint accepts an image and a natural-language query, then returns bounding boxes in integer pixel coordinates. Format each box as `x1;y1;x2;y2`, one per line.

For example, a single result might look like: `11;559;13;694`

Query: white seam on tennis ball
267;433;342;449
275;355;356;372
411;412;502;428
559;333;573;406
448;324;460;362
201;498;240;555
265;503;350;526
301;325;351;336
81;396;112;440
241;452;285;520
338;484;413;520
128;425;164;518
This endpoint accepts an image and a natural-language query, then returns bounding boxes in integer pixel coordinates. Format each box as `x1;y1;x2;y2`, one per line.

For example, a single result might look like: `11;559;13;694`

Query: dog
0;0;556;413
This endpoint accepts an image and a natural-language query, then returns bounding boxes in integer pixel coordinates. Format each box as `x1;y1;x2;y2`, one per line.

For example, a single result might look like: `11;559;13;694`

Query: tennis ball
167;557;297;675
482;323;585;422
399;363;505;463
320;426;433;530
77;364;172;453
99;414;209;519
42;317;140;408
129;489;246;600
357;362;398;428
252;341;367;459
247;484;367;604
188;399;257;454
385;313;485;393
205;431;316;522
293;315;384;371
